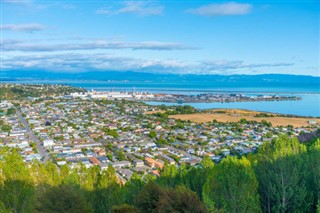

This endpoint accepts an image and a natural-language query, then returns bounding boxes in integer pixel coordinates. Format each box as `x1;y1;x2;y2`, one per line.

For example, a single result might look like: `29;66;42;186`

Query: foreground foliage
0;135;319;212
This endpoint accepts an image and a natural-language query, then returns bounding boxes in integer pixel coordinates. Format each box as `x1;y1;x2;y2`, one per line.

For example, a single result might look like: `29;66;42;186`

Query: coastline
1;80;319;95
140;97;302;103
1;82;319;117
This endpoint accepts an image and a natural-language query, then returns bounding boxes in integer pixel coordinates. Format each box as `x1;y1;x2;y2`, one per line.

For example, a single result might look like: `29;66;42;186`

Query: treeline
152;105;197;120
255;112;320;119
0;135;319;212
0;84;86;100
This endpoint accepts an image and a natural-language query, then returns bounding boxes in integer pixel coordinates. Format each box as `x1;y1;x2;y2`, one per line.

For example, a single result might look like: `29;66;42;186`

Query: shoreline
1;81;319;95
84;88;320;95
142;97;302;104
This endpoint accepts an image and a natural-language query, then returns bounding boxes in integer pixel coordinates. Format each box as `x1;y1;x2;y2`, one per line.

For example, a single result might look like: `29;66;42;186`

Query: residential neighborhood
1;94;318;184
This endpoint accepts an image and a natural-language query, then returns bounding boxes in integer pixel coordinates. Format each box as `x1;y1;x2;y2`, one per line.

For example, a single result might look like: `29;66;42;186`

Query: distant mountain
1;70;319;86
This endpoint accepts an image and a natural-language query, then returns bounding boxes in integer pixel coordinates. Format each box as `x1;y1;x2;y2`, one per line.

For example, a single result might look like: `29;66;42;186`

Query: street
14;106;50;163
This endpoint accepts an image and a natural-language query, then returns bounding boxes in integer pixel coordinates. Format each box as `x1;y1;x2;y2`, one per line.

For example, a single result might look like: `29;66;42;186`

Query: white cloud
201;60;294;71
1;51;294;74
56;3;76;10
96;1;163;16
1;39;192;51
187;2;252;16
0;24;45;32
1;53;189;72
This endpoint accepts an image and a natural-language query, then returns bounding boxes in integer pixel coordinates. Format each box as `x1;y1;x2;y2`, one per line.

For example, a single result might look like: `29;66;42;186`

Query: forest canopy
0;135;319;213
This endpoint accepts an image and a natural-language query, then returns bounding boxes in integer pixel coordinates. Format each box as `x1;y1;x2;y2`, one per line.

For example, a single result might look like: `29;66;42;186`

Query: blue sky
1;0;319;75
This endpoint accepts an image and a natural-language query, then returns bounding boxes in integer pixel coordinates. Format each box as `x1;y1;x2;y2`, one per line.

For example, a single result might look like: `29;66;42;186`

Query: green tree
182;167;209;200
254;135;310;212
201;156;214;169
6;108;15;116
158;164;179;187
136;182;207;213
36;185;93;213
240;118;247;124
135;182;163;213
307;142;320;211
1;124;12;132
158;185;208;213
111;204;138;213
116;150;126;161
0;148;35;213
149;130;156;139
122;176;144;205
203;156;261;212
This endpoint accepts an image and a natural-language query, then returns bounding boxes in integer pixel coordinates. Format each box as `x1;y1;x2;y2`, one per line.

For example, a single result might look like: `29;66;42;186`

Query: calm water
146;93;320;117
3;80;320;117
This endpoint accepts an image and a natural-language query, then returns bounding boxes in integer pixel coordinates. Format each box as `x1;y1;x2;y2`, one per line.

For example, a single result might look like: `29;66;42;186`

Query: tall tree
36;185;93;213
158;185;208;213
254;135;310;212
203;156;261;213
135;182;163;213
0;148;35;212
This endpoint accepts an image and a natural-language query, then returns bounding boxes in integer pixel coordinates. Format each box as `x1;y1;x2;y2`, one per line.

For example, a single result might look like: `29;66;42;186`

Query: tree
307;142;320;211
102;127;119;138
93;165;122;212
0;148;35;212
6;108;15;116
254;135;310;212
122;176;144;205
135;182;163;213
201;156;214;169
1;124;11;132
182;167;208;200
136;182;207;213
107;153;113;161
116;150;126;161
203;156;261;212
36;185;93;213
149;130;156;139
261;120;272;127
158;186;208;213
111;204;138;213
158;164;179;187
240;118;247;124
156;135;168;145
45;161;61;186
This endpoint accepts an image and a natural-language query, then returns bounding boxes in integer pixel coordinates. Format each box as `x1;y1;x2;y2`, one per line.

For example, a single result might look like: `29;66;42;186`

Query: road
14;106;50;163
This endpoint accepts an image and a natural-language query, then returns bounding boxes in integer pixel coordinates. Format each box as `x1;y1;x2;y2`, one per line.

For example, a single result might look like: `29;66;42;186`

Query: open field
145;110;166;115
169;109;320;128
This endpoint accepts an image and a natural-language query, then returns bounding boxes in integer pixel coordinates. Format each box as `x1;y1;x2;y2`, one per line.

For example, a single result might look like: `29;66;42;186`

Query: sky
1;0;319;76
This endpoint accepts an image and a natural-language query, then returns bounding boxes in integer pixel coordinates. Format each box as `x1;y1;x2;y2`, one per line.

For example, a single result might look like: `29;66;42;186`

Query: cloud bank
1;39;192;51
1;52;294;74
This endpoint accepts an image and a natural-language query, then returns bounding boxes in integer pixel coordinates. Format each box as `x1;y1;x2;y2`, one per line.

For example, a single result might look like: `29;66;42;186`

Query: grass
169;109;320;128
145;110;166;115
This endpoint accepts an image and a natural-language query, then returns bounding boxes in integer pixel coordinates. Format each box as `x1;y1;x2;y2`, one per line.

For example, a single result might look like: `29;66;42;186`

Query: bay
146;93;320;117
2;80;319;117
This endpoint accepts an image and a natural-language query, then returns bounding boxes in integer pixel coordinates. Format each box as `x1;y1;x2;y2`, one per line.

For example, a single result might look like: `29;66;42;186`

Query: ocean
3;80;320;117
